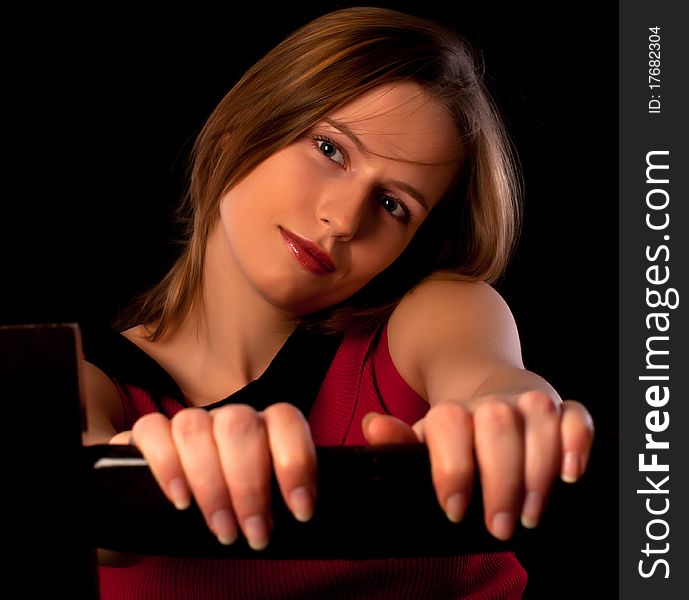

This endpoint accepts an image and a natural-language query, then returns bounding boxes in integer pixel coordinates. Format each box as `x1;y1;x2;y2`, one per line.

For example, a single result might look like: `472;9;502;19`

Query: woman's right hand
128;402;317;550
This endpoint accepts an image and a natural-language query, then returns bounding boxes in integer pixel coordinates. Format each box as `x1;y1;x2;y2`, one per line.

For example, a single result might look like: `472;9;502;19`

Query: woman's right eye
312;136;346;167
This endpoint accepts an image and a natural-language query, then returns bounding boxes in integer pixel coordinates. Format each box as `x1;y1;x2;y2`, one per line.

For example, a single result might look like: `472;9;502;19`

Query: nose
315;182;370;242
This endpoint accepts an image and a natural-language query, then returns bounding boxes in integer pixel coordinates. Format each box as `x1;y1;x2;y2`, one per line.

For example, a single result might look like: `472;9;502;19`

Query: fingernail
521;491;542;529
244;515;269;551
168;478;190;510
289;486;314;522
562;452;580;483
211;509;237;545
491;511;514;540
445;493;467;523
361;412;377;433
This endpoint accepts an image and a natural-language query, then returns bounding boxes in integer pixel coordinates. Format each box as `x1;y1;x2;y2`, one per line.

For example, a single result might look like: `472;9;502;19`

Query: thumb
109;430;133;445
361;412;419;445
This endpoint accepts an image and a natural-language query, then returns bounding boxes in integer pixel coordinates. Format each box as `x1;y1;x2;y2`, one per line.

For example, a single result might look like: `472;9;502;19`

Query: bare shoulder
388;275;516;337
80;360;125;445
386;275;522;398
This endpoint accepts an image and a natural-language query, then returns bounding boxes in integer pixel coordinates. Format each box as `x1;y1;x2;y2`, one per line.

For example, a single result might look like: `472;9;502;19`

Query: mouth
279;227;336;276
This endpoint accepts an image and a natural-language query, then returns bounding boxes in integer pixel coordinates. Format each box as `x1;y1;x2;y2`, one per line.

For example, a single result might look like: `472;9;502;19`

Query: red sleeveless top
92;323;527;599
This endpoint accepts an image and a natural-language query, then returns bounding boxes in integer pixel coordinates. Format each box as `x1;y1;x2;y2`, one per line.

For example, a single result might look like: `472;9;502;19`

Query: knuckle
273;450;313;476
427;401;470;428
132;411;167;437
171;408;211;440
432;456;472;484
190;478;220;501
475;400;517;431
227;468;271;499
263;402;305;423
567;402;595;432
518;390;558;415
565;410;595;440
213;404;261;438
231;491;269;518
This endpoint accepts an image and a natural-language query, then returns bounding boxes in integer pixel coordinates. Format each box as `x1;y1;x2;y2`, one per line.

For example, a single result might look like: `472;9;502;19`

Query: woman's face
214;82;460;316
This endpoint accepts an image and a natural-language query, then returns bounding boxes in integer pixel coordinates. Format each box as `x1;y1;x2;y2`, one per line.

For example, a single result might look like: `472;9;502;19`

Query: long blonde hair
116;7;521;338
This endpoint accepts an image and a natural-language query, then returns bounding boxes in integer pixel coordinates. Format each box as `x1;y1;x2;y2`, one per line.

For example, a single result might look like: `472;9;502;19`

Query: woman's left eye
379;194;409;222
313;136;346;167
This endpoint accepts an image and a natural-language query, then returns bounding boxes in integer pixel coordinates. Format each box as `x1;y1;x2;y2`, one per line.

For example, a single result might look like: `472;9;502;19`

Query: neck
194;225;296;372
164;225;298;402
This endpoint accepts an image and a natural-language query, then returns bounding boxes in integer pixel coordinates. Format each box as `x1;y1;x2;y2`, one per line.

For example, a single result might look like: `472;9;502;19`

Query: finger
423;403;474;524
412;418;426;442
361;412;419;445
131;412;191;511
263;403;317;523
517;391;561;529
109;430;133;445
560;400;595;482
171;408;238;546
213;405;272;551
473;399;524;540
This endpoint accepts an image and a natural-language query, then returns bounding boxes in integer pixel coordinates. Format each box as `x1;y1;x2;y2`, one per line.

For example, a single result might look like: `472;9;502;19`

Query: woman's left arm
362;278;594;540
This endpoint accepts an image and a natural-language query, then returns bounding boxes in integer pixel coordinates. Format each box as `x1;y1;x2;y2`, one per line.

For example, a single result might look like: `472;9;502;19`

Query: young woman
81;7;594;599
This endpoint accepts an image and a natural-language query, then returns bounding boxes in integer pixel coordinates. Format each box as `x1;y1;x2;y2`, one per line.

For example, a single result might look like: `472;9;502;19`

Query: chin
250;264;366;317
265;292;334;317
258;282;344;317
251;275;319;315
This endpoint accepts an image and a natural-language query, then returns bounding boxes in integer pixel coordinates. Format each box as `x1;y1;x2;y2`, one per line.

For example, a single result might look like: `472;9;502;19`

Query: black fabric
79;321;344;417
80;321;184;405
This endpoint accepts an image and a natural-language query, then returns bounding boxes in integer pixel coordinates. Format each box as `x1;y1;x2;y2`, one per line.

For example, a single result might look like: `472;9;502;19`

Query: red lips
279;227;336;276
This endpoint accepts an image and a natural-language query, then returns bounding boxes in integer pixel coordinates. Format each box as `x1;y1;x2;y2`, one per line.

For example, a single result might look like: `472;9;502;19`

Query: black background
4;2;618;598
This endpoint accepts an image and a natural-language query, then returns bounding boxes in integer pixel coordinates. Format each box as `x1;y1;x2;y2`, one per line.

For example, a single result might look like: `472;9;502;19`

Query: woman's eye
314;137;346;166
379;194;409;223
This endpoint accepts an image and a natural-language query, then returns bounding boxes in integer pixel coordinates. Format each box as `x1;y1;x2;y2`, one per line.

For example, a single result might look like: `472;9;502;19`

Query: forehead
327;82;460;165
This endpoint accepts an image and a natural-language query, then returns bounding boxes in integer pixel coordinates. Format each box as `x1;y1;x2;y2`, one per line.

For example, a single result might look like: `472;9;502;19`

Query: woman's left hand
361;391;594;541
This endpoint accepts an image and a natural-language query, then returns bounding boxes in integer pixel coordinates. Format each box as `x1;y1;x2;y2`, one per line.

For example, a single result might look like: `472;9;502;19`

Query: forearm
469;367;562;404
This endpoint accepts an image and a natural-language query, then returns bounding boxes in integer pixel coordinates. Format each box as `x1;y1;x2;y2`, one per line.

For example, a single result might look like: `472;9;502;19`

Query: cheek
351;227;416;279
224;149;317;210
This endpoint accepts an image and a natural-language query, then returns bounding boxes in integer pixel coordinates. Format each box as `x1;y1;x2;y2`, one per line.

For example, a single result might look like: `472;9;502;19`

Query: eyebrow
324;118;369;155
323;118;431;213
